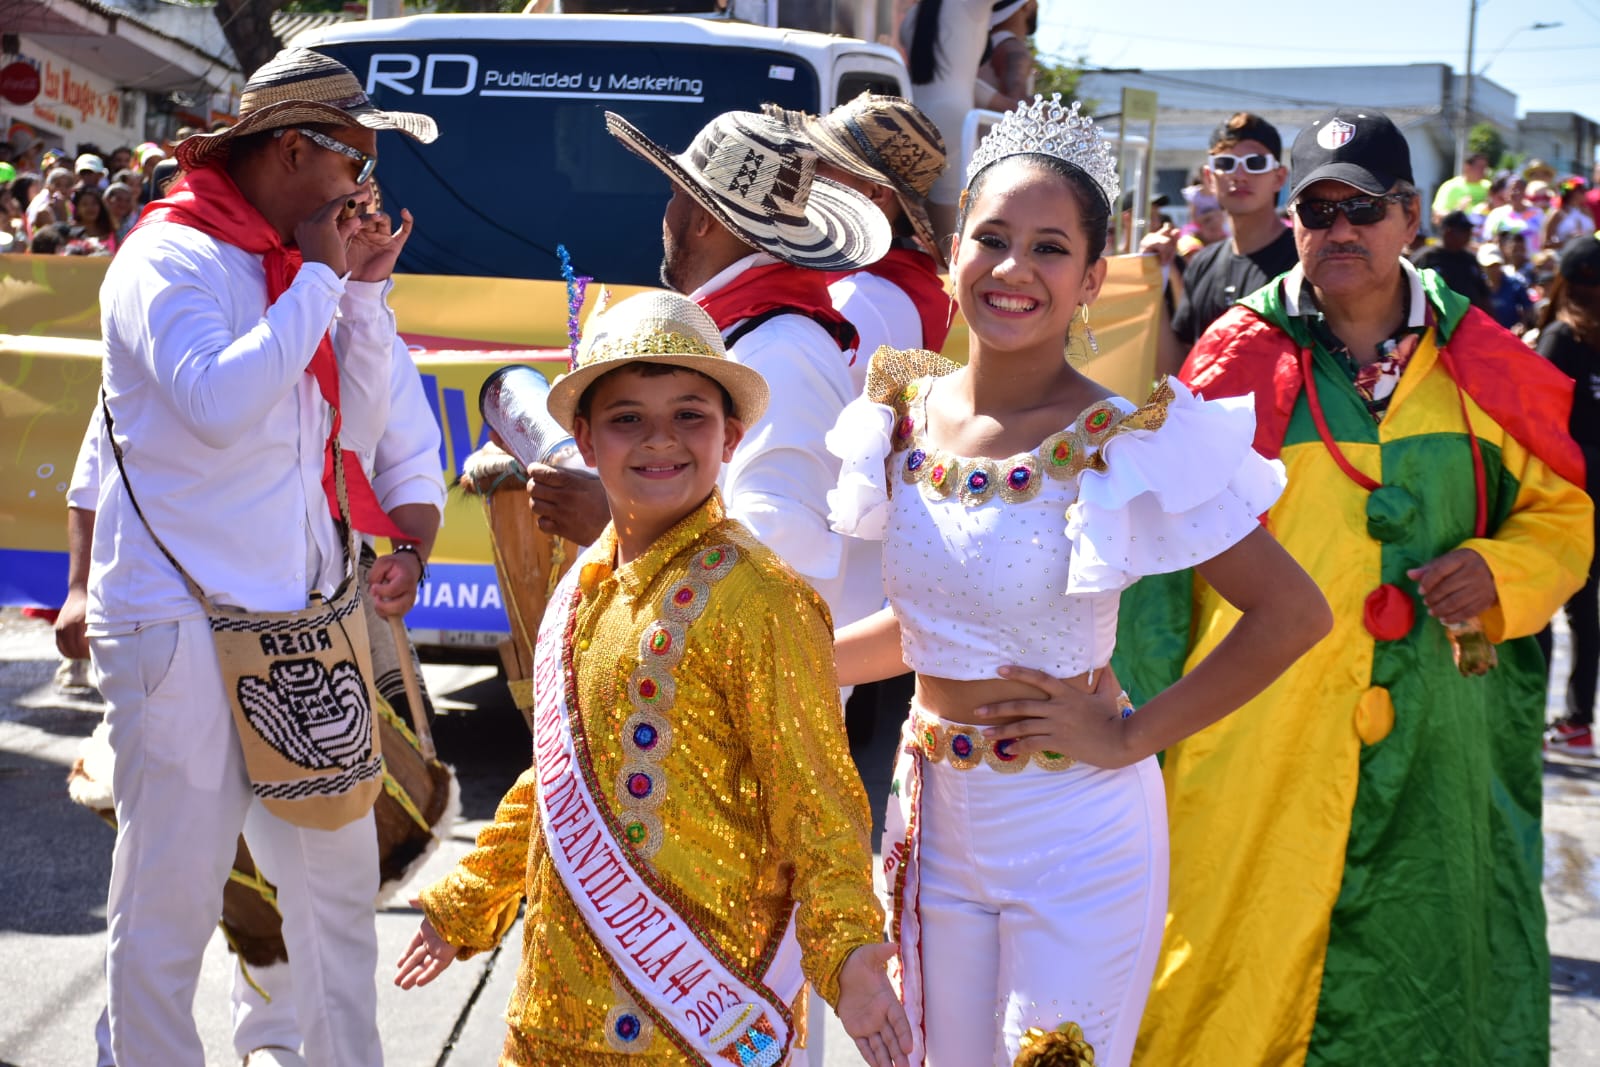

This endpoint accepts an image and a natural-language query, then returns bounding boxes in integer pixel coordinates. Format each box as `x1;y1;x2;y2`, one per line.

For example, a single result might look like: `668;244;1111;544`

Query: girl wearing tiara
828;96;1331;1066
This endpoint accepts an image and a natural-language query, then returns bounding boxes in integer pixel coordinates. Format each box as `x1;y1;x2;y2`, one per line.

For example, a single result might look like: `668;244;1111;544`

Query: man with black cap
1118;106;1593;1065
88;46;437;1065
1411;209;1491;311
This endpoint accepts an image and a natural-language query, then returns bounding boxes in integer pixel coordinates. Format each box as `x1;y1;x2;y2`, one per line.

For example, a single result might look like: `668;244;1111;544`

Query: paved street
1;606;1596;1065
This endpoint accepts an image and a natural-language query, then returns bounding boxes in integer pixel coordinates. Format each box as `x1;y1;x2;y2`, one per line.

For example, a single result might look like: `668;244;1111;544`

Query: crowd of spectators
1412;157;1600;336
0;125;203;257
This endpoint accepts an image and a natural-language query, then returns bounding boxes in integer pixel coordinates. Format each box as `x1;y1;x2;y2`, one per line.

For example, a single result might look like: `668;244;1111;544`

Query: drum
66;570;459;973
459;442;578;730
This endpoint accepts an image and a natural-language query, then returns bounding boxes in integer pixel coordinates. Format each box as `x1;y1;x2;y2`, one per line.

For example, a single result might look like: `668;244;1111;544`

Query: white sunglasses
1209;152;1278;175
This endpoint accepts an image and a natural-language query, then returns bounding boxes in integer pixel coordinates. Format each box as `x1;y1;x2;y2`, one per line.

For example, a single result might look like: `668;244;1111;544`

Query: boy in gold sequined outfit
396;291;911;1067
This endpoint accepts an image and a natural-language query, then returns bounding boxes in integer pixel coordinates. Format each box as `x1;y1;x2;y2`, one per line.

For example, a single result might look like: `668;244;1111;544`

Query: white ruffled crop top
825;349;1287;681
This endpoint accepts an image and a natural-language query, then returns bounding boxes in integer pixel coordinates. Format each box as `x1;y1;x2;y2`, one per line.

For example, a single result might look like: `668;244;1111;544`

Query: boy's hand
395;909;458;989
837;942;912;1067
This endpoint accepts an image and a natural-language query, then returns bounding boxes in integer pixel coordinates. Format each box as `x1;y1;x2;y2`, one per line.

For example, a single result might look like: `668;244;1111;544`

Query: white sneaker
243;1048;307;1067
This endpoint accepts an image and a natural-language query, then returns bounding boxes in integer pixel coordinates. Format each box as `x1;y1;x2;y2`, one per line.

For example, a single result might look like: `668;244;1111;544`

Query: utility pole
1456;0;1478;175
369;0;404;19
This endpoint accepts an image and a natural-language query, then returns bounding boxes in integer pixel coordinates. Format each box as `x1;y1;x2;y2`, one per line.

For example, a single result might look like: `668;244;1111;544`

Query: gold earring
945;294;958;332
1065;304;1100;367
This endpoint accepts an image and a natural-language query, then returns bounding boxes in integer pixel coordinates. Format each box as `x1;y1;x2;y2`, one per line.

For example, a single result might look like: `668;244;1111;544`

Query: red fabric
828;246;952;352
1182;305;1303;462
1363;583;1416;641
697;260;859;353
1444;307;1585;488
131;167;408;541
1184;304;1586;489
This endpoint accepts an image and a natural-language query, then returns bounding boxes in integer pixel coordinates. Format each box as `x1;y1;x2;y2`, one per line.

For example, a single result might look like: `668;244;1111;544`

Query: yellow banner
0;252;1159;621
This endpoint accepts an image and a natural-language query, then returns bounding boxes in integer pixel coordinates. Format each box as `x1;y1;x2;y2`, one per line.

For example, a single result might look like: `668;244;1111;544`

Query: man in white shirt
65;343;445;1067
774;92;953;390
528;110;888;623
87;48;436;1067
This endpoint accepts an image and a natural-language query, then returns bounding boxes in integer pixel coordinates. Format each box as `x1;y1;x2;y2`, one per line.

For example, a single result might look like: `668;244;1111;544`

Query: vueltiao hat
176;48;438;172
546;290;769;432
605;109;889;272
774;92;949;265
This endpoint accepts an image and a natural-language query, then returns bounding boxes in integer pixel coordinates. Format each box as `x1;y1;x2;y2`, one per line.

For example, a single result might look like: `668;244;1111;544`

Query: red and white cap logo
1318;119;1356;150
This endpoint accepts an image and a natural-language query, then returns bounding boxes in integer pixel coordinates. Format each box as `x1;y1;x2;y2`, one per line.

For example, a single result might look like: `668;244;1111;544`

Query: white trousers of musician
916;738;1168;1067
94;960;301;1066
92;618;382;1067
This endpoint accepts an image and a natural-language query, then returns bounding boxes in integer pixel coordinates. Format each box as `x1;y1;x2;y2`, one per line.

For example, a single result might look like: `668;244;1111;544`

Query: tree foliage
1467;122;1508;168
1031;49;1090;108
215;0;290;76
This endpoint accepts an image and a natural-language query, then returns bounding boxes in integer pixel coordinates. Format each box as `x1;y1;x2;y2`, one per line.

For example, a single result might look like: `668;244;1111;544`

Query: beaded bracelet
392;542;428;585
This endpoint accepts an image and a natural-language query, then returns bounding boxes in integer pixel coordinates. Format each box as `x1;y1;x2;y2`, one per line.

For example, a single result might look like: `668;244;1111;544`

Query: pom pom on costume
1013;1021;1096;1066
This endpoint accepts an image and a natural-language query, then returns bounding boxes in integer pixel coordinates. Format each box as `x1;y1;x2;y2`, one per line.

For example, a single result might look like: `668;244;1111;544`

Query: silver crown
965;94;1120;209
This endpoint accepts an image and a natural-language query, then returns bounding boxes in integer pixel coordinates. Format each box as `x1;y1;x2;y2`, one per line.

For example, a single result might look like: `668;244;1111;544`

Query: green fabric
1112;570;1194;708
1300;367;1550;1064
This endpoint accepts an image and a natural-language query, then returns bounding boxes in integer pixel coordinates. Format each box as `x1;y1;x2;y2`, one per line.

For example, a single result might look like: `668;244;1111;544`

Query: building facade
1077;63;1524;227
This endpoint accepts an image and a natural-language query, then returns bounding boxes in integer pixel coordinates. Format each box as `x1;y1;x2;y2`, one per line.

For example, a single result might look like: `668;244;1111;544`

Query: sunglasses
1292;193;1408;230
275;127;376;184
1209;152;1277;174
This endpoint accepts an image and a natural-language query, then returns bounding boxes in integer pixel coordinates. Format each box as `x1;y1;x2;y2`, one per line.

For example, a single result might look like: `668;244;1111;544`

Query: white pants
94;959;299;1066
915;740;1168;1067
93;618;382;1067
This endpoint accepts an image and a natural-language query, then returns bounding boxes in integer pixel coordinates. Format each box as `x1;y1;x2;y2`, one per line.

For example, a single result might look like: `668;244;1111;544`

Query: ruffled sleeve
826;346;959;540
826;396;896;540
1065;377;1286;594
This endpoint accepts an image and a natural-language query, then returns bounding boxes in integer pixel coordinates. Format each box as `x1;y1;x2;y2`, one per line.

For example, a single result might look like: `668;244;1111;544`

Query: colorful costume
1121;262;1593;1065
828;347;1284;1067
420;493;882;1065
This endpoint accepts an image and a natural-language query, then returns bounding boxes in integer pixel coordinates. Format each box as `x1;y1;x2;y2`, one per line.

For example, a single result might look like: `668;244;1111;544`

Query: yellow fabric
1390;337;1590;642
421;493;881;1062
1136;329;1590;1067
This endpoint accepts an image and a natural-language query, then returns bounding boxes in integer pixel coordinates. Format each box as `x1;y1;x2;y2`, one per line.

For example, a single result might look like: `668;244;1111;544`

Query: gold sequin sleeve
418;766;537;957
729;569;884;1008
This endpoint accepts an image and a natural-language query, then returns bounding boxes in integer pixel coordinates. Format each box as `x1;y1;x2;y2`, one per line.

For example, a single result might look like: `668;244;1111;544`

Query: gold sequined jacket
419;493;883;1062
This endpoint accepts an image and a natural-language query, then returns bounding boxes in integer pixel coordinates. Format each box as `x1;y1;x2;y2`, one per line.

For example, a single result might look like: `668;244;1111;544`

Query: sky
1033;0;1600;122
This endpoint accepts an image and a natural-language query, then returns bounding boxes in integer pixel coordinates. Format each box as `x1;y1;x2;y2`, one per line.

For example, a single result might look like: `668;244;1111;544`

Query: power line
1040;19;1600;57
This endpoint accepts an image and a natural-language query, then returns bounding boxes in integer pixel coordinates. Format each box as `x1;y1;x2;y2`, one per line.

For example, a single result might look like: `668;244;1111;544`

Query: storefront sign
40;59;120;125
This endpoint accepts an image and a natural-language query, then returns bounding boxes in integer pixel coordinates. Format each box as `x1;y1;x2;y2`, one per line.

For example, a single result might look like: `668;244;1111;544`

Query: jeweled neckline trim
889;377;1174;506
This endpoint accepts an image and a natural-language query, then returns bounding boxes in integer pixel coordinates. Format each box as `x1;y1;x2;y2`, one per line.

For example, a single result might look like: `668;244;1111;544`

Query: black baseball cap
1441;210;1473;232
1288;107;1413;202
1559;234;1600;287
1210;112;1282;158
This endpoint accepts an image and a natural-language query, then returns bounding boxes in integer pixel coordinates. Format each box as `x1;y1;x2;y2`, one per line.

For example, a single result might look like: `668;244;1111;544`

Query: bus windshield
318;39;822;285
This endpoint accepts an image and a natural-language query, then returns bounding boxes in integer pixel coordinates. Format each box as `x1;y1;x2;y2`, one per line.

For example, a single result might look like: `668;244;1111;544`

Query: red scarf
828;246;952;352
697;260;859;355
132;167;408;541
